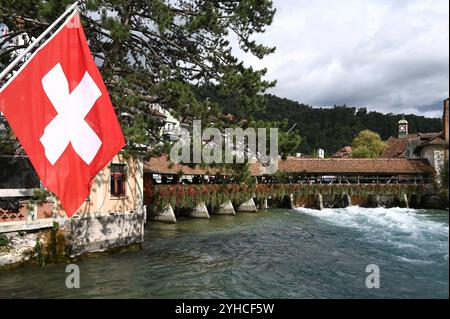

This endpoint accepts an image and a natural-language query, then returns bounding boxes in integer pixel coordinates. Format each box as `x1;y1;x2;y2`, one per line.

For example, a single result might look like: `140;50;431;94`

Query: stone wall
68;210;145;256
420;146;445;184
0;210;146;269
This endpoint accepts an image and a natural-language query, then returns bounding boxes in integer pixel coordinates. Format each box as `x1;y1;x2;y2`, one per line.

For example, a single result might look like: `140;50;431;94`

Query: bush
0;234;9;247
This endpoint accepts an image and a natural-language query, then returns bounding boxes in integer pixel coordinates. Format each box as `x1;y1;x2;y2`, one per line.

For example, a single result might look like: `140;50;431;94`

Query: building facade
382;99;449;184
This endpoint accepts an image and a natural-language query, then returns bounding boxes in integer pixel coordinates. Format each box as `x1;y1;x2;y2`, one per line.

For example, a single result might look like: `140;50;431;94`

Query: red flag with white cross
0;12;125;217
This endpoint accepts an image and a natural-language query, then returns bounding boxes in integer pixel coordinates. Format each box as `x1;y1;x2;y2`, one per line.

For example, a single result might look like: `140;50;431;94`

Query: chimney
444;98;449;143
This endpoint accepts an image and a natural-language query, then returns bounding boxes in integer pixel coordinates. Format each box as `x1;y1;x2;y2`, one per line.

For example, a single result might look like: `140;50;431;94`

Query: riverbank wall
0;209;145;270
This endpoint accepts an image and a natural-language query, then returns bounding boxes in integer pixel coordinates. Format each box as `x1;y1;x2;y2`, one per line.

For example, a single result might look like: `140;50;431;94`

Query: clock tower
398;116;408;138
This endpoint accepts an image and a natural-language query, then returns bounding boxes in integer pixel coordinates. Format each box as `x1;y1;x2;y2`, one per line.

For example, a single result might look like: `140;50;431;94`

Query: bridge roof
145;155;434;176
144;155;233;175
250;157;435;176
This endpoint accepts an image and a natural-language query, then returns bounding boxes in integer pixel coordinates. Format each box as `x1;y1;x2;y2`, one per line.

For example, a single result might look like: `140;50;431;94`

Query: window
110;164;126;197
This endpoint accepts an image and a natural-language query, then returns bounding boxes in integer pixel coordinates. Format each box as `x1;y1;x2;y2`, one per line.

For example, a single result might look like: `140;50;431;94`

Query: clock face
399;125;407;132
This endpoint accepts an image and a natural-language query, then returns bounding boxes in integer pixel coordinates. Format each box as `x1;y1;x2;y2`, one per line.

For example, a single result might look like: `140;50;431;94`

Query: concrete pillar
215;199;236;215
290;194;295;209
399;193;409;208
341;193;352;208
368;194;381;208
237;198;258;212
315;193;323;210
187;202;210;219
259;198;268;210
150;204;177;223
375;194;381;207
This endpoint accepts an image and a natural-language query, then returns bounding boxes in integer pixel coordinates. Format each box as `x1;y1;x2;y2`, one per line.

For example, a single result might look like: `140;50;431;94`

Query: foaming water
295;206;449;264
0;208;448;298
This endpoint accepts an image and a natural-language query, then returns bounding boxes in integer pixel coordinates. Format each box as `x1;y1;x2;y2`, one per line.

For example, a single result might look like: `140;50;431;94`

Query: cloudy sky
232;0;449;118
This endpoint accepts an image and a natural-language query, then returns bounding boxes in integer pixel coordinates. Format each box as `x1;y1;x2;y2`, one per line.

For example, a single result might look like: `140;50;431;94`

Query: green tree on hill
351;129;387;158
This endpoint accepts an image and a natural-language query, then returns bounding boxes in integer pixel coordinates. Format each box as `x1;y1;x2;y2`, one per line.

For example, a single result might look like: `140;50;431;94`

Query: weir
145;181;436;223
142;155;443;223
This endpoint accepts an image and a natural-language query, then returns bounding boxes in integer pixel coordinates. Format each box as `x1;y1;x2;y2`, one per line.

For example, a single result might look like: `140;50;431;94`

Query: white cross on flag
0;12;125;217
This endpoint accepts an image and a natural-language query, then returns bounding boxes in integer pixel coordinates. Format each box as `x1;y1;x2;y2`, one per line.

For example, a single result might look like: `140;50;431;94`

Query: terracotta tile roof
145;156;434;176
382;134;420;158
418;131;443;139
383;131;448;158
144;155;232;175
415;132;449;151
332;146;352;158
382;138;409;158
250;157;434;175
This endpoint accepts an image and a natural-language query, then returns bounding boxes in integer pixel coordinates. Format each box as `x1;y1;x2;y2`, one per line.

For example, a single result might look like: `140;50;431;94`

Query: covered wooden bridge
143;156;437;222
251;157;435;184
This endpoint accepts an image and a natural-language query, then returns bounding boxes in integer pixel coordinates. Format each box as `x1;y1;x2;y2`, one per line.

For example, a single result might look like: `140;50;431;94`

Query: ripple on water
0;208;448;298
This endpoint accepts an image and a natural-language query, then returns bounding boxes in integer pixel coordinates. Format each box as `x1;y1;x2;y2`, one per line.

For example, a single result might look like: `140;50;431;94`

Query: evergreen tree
0;0;277;153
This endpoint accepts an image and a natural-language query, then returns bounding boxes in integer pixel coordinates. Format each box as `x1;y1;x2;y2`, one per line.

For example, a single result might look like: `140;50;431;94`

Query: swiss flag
0;12;125;217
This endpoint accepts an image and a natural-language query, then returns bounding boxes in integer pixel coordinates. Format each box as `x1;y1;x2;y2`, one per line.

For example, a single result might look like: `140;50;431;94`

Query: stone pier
315;193;324;210
398;193;409;208
237;198;258;213
149;204;177;223
368;194;381;208
290;194;295;209
341;193;352;207
258;198;268;210
187;202;210;219
215;199;236;215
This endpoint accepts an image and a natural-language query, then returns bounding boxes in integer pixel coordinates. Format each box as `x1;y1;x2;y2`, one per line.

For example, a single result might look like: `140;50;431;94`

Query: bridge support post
215;199;236;215
150;204;177;223
187;202;210;219
368;194;381;208
342;193;352;208
375;194;381;207
259;198;268;210
315;193;323;210
290;194;295;209
237;198;258;213
399;193;409;208
409;194;421;208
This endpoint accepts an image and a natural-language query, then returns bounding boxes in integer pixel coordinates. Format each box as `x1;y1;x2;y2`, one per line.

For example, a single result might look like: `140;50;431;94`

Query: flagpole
0;1;79;82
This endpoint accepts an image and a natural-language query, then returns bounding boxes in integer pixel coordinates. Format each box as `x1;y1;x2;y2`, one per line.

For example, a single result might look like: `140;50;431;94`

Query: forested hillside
199;88;443;155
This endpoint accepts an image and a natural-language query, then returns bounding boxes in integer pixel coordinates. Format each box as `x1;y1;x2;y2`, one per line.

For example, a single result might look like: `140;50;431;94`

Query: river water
0;207;448;298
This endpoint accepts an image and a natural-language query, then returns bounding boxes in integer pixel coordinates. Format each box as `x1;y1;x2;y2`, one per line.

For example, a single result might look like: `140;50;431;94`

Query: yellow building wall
55;154;144;217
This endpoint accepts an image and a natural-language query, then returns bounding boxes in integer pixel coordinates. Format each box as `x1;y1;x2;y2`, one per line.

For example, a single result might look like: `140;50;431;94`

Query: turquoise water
0;207;448;298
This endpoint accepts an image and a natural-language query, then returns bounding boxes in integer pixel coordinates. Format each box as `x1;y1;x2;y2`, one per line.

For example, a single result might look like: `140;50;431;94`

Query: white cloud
232;0;449;117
